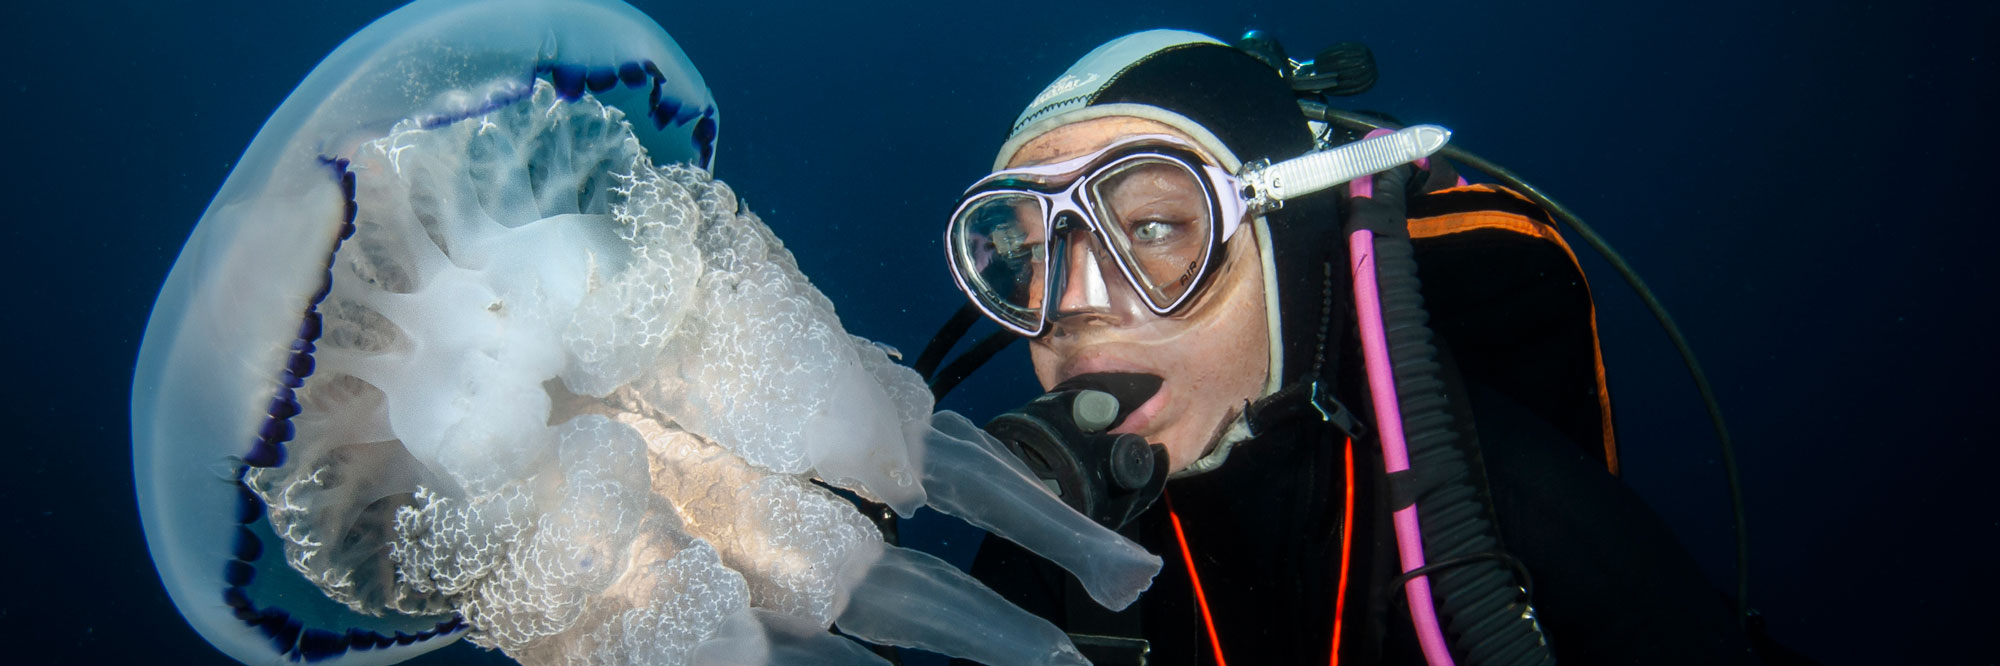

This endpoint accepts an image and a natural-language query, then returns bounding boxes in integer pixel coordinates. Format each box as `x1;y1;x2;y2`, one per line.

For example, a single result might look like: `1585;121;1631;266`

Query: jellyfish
130;1;1160;665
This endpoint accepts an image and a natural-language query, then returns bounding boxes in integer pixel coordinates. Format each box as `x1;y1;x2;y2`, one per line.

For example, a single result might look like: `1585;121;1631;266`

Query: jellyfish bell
135;1;716;662
134;1;1156;665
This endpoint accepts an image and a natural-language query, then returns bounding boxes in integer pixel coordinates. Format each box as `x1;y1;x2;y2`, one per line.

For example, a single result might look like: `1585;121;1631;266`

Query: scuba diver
923;29;1774;665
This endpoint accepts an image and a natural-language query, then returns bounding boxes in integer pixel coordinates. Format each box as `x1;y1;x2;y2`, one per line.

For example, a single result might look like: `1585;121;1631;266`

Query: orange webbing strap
1408;184;1620;474
1165;492;1227;666
1329;436;1355;666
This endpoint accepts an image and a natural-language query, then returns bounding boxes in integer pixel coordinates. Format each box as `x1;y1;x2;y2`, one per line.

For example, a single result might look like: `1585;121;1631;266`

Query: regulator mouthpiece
984;373;1168;529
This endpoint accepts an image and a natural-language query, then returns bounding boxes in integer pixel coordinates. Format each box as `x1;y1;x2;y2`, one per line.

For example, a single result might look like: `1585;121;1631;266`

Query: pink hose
1350;228;1456;666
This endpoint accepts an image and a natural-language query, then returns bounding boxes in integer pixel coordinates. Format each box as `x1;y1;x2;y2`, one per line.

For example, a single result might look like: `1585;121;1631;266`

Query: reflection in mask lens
955;193;1045;329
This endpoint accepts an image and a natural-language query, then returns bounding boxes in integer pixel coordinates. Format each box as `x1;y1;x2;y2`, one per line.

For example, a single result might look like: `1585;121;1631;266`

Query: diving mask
946;125;1450;337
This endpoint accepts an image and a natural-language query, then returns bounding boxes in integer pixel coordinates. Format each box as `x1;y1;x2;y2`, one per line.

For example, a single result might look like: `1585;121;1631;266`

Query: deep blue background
2;1;1991;663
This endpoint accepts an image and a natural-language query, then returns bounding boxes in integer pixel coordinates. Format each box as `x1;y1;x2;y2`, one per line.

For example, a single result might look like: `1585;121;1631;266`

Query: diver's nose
1056;245;1111;315
1050;233;1117;320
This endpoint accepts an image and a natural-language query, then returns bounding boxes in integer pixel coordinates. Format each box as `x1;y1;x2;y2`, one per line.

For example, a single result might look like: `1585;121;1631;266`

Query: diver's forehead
1007;117;1207;169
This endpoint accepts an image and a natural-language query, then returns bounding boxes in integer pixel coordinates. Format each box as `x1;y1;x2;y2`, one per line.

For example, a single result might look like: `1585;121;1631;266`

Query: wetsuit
963;346;1757;666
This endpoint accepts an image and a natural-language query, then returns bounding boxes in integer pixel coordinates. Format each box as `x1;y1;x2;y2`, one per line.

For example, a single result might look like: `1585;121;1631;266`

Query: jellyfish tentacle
692;609;891;666
833;542;1090;666
920;411;1164;610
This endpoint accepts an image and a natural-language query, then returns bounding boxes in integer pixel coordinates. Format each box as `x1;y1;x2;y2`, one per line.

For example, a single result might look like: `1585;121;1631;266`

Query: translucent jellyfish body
129;2;1158;665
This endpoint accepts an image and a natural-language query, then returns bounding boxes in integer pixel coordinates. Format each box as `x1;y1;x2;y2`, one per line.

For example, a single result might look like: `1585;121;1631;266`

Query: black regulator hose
1303;101;1751;628
928;328;1018;399
914;303;983;381
1353;186;1556;666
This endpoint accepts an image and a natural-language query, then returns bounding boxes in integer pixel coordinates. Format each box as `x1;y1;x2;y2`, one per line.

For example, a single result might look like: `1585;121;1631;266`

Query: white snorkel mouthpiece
1240;124;1452;211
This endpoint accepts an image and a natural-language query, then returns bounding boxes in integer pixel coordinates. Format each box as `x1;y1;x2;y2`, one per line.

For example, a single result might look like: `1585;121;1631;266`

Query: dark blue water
3;1;1991;663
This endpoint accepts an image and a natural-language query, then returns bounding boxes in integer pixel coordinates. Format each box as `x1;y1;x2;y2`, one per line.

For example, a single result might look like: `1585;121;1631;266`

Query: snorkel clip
1238;157;1285;212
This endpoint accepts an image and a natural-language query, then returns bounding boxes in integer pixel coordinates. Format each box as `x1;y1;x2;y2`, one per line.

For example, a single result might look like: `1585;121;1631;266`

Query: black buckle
1248;378;1365;441
1309;380;1363;440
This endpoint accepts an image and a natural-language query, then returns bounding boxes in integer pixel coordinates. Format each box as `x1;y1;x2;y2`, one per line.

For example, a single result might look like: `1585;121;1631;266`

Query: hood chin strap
1170;376;1363;479
1247;377;1363;440
1169;410;1249;479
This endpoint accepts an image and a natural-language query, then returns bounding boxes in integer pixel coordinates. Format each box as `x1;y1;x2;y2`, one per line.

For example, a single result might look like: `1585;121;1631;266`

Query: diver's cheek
1028;340;1066;392
1149;377;1220;471
1149;411;1202;472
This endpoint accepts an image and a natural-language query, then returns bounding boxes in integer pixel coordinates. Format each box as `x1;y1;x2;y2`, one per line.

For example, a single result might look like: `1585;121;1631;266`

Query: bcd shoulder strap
1406;184;1618;473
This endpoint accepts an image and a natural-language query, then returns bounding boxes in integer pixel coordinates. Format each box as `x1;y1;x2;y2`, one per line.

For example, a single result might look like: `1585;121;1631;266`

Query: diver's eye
1131;220;1176;243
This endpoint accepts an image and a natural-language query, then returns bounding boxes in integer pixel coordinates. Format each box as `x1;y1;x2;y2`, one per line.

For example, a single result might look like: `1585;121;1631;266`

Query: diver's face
1011;117;1271;473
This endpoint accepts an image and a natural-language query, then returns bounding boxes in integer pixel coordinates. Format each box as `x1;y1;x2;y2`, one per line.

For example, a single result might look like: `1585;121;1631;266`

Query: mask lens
1088;158;1215;308
951;192;1048;331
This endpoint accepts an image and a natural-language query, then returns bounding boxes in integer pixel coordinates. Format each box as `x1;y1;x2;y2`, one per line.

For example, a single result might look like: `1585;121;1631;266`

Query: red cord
1330;436;1356;666
1166;436;1357;666
1166;492;1228;666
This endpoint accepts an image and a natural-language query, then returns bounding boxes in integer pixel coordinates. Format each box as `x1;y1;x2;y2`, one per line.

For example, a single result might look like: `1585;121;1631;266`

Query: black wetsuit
962;353;1756;666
